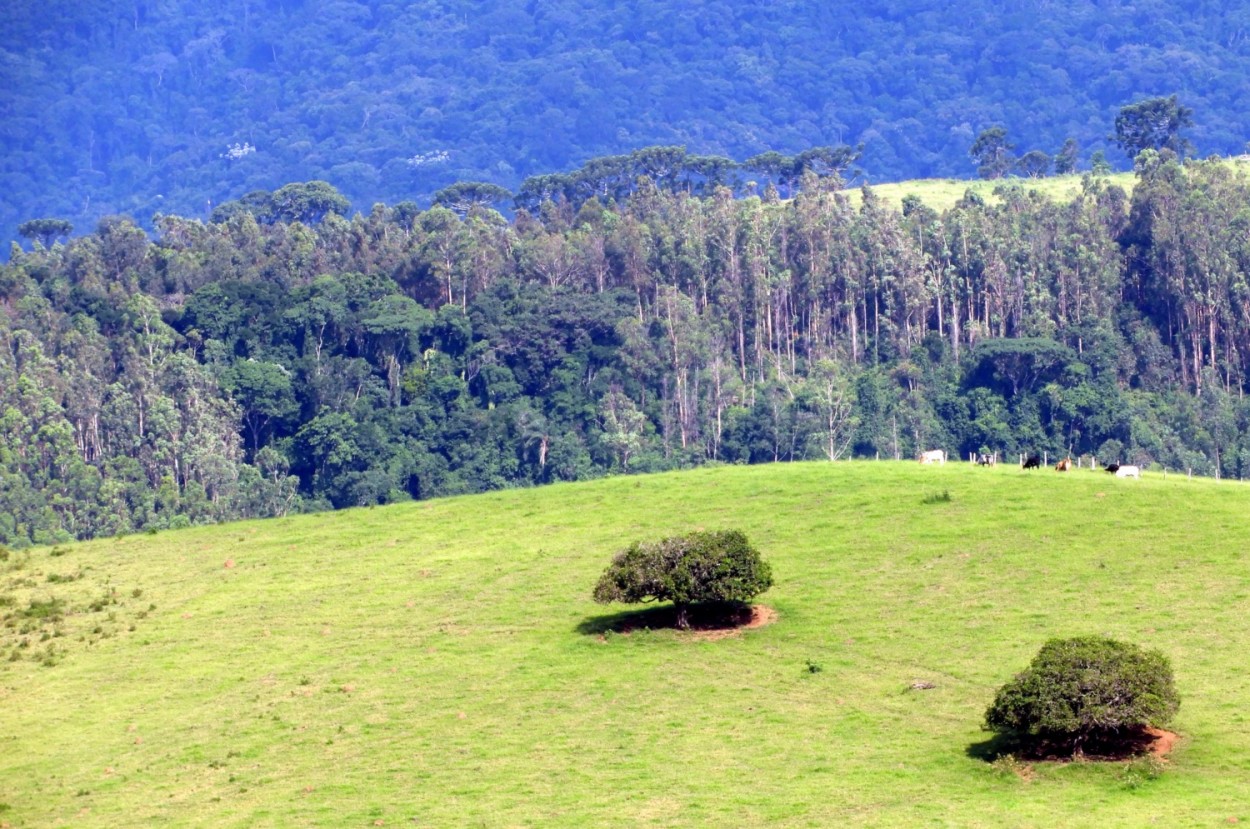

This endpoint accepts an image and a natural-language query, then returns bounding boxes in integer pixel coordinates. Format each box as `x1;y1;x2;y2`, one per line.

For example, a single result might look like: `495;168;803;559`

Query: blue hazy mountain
3;0;1249;239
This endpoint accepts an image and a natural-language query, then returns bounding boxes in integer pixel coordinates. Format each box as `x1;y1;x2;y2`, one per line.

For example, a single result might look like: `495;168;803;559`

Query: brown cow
1055;457;1072;472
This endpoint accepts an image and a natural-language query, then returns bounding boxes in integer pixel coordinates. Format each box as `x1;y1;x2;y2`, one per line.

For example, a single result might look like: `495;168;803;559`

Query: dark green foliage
21;598;65;622
970;339;1076;398
985;637;1179;754
208;183;350;226
17;219;73;249
1053;139;1079;175
6;156;1250;544
10;2;1250;243
1016;151;1051;179
1114;96;1194;160
970;128;1016;180
592;530;773;629
431;182;514;216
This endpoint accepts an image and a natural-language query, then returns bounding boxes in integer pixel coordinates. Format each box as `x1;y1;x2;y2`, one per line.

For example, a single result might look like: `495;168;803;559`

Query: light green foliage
2;463;1250;825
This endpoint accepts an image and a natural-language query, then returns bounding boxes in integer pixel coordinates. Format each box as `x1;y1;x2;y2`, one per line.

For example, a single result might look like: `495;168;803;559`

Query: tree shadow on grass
967;728;1162;763
966;732;1021;763
575;601;755;636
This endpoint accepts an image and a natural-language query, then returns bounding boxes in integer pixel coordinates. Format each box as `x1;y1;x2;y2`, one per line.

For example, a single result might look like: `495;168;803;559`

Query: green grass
3;461;1250;827
847;155;1250;212
850;172;1121;212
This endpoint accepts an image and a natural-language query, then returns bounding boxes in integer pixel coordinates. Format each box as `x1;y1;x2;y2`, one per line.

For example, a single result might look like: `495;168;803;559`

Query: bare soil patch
1145;727;1179;759
692;605;778;641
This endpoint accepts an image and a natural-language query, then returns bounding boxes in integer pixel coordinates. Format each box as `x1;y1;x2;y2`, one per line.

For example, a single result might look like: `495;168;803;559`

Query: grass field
848;155;1250;213
850;172;1121;212
3;461;1250;827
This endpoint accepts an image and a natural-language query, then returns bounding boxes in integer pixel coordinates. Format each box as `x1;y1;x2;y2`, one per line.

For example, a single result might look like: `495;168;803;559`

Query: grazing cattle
1022;455;1041;470
1055;457;1072;472
1115;465;1141;479
918;449;946;465
1104;463;1120;474
976;453;996;466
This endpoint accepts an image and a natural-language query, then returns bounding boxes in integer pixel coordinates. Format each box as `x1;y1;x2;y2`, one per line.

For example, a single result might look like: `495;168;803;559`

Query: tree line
3;151;1250;545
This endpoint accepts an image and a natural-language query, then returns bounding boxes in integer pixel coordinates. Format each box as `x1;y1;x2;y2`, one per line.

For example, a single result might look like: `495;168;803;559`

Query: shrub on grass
592;530;772;629
21;598;65;622
985;636;1179;755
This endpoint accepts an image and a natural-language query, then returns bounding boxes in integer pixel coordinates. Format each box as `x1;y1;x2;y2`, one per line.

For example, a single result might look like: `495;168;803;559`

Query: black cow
1022;455;1042;470
1104;463;1120;474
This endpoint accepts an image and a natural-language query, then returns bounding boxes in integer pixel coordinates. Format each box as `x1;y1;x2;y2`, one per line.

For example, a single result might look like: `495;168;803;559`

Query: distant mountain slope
3;0;1250;240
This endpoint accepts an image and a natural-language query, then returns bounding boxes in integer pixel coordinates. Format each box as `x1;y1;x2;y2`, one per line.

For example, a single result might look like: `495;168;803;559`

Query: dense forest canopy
5;152;1250;546
5;0;1250;242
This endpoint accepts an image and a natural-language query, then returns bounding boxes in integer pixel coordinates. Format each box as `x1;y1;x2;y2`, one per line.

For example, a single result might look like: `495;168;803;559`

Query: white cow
1115;465;1141;479
918;449;946;465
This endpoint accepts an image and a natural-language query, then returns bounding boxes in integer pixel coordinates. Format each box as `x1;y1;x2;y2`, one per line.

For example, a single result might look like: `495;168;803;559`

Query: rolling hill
3;460;1249;826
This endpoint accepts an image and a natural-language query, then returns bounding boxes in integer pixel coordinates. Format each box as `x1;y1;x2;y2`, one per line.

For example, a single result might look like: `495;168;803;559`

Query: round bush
592;529;772;629
985;636;1179;753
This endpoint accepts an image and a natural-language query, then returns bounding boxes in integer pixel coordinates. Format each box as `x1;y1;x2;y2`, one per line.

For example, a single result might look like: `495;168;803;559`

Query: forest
5;0;1250;244
3;149;1250;545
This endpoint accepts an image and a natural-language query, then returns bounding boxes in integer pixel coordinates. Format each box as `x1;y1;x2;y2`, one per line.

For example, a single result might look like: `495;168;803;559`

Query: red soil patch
1146;727;1180;759
693;605;779;640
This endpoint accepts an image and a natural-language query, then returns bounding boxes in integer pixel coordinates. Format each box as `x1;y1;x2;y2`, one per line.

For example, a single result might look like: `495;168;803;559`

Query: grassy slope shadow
576;601;757;636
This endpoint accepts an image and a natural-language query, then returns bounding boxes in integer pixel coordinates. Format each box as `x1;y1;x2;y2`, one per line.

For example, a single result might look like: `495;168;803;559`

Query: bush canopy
985;636;1179;754
592;530;772;629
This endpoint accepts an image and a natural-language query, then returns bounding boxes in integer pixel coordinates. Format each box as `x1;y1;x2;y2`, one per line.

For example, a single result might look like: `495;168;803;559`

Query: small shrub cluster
21;598;65;622
1120;754;1167;789
990;753;1032;780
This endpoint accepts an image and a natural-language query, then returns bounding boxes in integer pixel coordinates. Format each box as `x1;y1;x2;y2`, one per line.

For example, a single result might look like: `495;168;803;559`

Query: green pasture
3;461;1250;827
852;172;1111;212
849;154;1250;212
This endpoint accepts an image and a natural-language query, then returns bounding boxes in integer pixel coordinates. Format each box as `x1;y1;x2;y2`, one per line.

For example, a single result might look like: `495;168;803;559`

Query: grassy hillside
3;462;1250;827
852;172;1126;212
852;155;1250;212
